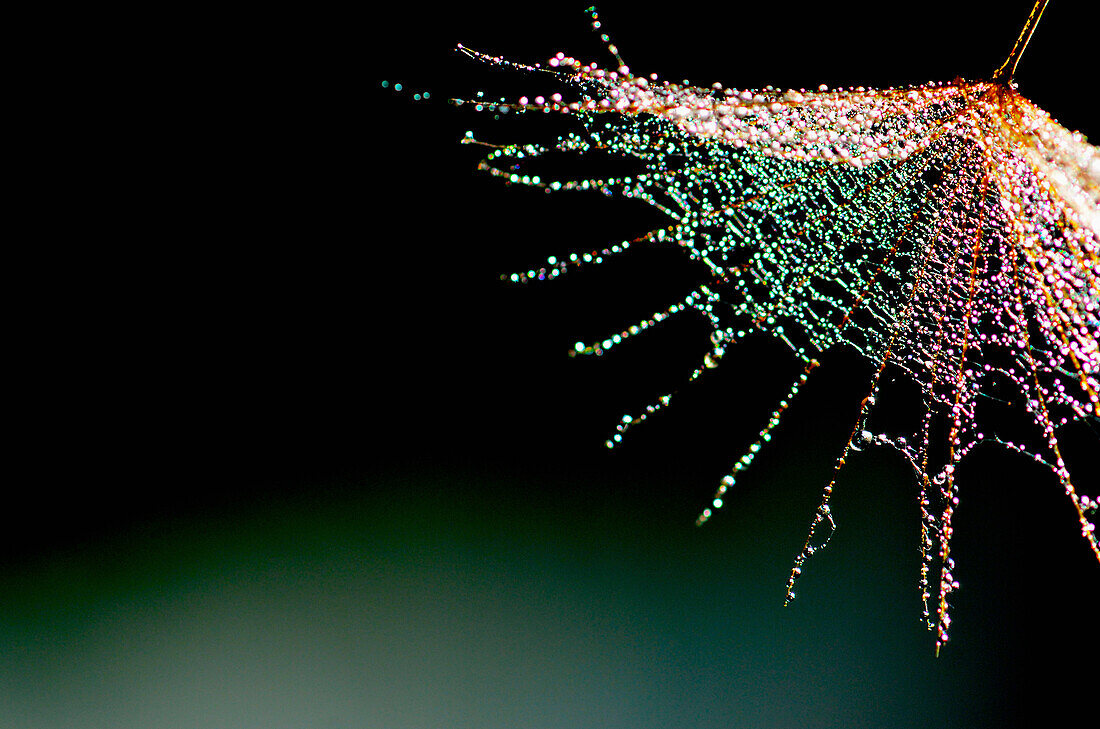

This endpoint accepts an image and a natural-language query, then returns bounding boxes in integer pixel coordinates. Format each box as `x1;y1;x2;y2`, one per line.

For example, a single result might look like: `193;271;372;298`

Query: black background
4;2;1097;727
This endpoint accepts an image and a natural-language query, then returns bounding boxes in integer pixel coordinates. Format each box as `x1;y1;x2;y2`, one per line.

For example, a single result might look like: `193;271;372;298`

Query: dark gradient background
4;2;1097;727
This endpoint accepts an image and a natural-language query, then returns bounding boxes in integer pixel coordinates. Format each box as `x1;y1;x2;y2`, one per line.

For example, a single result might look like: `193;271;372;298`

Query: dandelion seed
435;0;1099;653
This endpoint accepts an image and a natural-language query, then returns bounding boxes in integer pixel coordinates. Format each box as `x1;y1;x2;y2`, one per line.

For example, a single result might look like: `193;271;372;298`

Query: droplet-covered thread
440;2;1100;653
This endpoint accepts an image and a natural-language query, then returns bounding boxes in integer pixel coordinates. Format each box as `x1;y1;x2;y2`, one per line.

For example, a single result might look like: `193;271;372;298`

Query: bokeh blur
3;2;1096;727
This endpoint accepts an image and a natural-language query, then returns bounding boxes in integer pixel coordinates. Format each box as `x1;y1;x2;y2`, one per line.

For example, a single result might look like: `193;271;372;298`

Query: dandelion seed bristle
449;1;1100;652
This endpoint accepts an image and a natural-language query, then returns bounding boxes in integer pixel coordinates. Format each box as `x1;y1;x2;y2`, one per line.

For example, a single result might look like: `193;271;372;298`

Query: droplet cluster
450;7;1100;653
